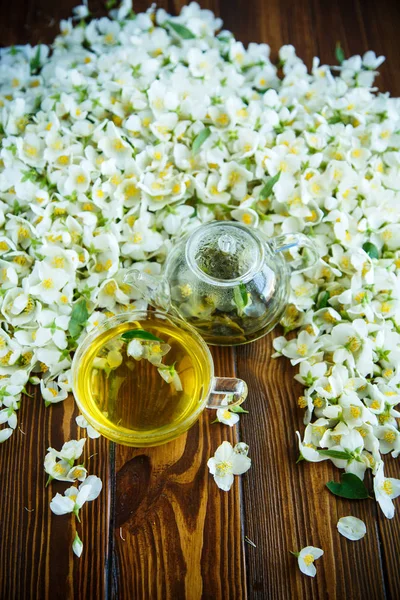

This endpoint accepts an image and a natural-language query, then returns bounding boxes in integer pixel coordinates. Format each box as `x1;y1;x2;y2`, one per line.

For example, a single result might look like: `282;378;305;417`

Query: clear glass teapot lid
185;221;264;286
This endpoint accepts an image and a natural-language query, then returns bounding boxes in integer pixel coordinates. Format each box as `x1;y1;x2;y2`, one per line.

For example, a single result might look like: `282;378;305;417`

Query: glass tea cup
71;310;247;447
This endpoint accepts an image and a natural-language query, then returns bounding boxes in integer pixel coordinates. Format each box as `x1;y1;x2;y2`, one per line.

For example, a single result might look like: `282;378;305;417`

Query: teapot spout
124;269;171;311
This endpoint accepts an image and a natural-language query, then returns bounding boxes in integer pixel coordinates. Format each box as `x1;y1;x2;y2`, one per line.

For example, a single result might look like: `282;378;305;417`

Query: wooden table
1;1;400;598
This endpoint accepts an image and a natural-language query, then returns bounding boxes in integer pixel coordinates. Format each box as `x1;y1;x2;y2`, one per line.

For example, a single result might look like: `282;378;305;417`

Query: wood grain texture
0;393;110;600
1;1;400;599
237;333;387;599
112;346;246;600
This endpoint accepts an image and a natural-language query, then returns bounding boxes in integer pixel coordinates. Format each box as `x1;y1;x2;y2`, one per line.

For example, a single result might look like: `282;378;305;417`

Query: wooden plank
236;333;387;599
112;346;247;600
0;393;110;600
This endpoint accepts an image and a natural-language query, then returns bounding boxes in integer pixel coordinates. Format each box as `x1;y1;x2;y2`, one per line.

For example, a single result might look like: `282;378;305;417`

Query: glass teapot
125;221;319;346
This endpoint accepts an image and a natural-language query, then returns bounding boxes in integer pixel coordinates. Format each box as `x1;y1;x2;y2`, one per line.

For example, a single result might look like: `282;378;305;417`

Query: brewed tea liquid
76;317;210;437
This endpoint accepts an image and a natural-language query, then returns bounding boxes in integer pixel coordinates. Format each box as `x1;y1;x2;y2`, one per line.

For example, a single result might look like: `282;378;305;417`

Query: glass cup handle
206;377;248;409
271;233;319;273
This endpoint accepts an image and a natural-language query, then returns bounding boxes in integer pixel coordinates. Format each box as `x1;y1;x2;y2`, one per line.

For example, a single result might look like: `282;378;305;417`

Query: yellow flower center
384;431;396;444
313;397;324;408
241;214;252;225
0;351;13;365
216;113;229;126
18;227;30;240
350;406;361;419
347;337;361;353
297;344;308;357
303;554;315;566
228;171;240;186
236;108;248;118
382;480;393;495
104;282;117;295
313;425;326;436
52;257;65;269
379;413;390;425
180;284;192;298
24;144;38;157
42;278;54;289
216;461;232;475
124;183;138;198
112;139;125;152
23;297;35;313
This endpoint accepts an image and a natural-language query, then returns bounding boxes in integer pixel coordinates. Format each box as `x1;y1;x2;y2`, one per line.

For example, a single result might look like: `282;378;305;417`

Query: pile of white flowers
1;2;400;516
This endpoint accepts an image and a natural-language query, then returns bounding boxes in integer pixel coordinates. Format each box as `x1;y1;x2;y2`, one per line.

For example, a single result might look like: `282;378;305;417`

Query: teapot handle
270;233;319;273
123;269;171;311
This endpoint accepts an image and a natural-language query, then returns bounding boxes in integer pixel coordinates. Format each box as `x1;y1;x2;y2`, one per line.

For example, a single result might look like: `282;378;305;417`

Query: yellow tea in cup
72;311;247;446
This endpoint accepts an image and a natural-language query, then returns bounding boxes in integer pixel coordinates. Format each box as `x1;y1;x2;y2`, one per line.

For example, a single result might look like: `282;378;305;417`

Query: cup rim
71;309;214;445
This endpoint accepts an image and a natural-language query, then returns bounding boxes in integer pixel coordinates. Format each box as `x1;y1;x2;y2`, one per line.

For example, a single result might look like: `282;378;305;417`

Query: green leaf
233;283;249;315
68;298;89;338
326;472;369;499
335;42;345;65
317;291;330;310
259;171;281;200
192;127;211;153
328;115;343;125
121;329;163;342
229;405;249;414
30;46;42;74
362;241;379;260
166;20;196;40
318;449;352;460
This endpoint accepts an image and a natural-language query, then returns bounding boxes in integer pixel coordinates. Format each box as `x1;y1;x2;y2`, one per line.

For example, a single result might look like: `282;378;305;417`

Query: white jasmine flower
0;428;13;443
281;331;321;365
294;546;324;577
50;475;102;517
207;441;251;491
218;161;253;200
337;516;366;541
76;415;101;439
157;364;183;391
72;532;83;558
40;380;68;405
49;439;86;463
374;462;400;519
216;398;240;427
